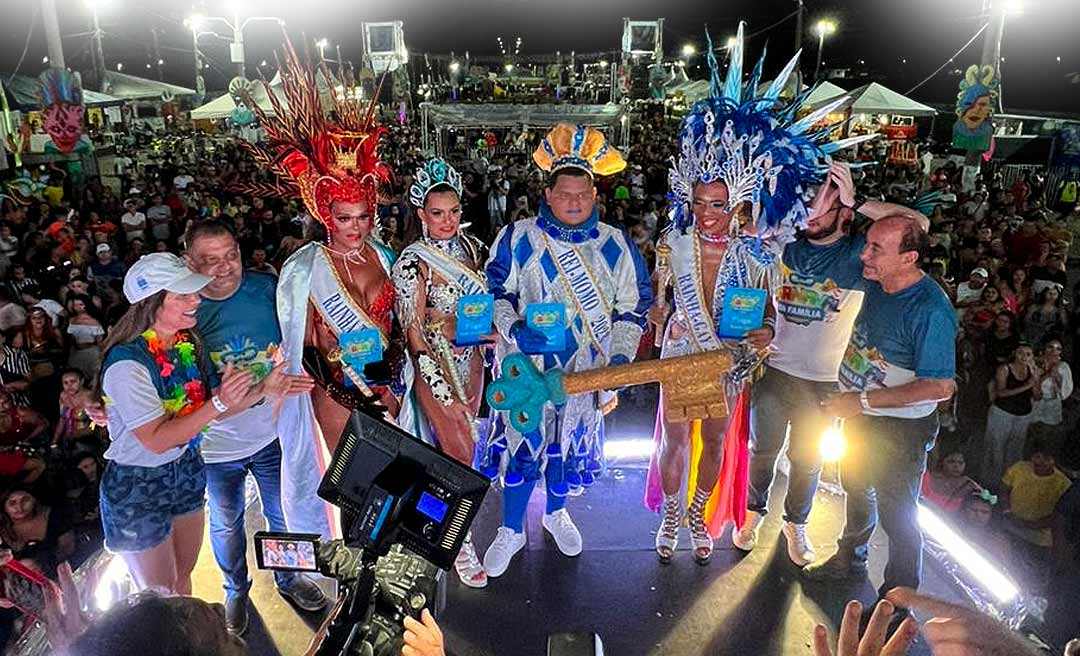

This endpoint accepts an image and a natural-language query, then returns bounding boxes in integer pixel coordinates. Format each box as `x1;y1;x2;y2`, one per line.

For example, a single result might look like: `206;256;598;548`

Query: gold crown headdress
533;123;626;177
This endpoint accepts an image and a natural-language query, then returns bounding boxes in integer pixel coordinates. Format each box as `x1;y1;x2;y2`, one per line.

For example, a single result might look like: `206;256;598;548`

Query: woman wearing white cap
95;253;257;595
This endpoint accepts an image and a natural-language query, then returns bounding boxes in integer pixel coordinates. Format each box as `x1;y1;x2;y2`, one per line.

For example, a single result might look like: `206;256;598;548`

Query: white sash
409;242;487;296
670;232;721;352
539;233;612;355
309;246;388;347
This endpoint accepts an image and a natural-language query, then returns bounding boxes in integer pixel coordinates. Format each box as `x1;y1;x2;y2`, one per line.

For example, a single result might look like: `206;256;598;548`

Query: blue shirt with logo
195;271;282;463
838;275;957;418
770;233;868;381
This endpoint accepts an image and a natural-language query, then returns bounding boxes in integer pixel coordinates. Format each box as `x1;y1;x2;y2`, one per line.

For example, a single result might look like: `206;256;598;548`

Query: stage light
260;59;267;67
316;38;329;50
116;63;123;70
725;36;738;50
599;60;609;68
681;43;696;58
157;58;165;66
603;438;655;460
917;503;1019;603
186;13;204;30
94;554;132;612
505;63;514;73
819;421;846;462
449;61;460;74
42;56;49;64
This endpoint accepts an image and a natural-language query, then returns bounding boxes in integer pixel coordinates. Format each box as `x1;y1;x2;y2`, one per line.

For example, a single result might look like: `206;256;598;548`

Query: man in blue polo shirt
805;215;957;596
186;220;327;635
736;163;928;568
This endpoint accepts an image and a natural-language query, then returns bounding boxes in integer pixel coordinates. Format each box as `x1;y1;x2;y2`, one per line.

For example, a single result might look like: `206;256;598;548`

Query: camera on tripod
254;409;490;656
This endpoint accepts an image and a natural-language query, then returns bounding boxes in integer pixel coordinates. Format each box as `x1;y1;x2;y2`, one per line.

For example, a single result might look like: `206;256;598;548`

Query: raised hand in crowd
813;598;917;656
886;587;1045;656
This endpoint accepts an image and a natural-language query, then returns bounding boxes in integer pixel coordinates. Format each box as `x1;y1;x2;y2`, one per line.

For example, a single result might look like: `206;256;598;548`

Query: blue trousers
838;413;937;596
748;367;833;524
205;439;298;600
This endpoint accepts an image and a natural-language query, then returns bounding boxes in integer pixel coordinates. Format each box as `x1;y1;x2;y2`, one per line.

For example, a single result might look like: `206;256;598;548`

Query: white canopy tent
806;81;937;117
189;84;286;120
189;70;346;121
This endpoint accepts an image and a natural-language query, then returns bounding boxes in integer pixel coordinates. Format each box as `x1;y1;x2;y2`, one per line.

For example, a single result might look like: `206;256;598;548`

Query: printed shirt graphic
770;234;867;381
195;271;282;463
838;277;957;419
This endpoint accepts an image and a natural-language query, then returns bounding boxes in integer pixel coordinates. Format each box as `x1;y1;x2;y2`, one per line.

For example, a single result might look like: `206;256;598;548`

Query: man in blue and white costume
482;123;652;577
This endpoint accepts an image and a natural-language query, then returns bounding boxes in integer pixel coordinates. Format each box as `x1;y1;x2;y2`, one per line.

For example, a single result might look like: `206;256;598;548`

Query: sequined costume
483;124;652;558
392;158;489;466
644;23;875;544
236;37;416;539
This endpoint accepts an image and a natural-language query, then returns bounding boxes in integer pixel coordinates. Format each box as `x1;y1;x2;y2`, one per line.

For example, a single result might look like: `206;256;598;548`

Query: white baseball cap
971;267;989;278
123;253;213;304
96;243;111;254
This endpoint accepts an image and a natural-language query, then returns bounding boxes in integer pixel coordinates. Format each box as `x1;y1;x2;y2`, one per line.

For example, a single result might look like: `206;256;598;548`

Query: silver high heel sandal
655;494;682;564
687;487;714;565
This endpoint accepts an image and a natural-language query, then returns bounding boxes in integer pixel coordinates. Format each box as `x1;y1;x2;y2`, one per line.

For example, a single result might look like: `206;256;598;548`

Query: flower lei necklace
142;329;207;417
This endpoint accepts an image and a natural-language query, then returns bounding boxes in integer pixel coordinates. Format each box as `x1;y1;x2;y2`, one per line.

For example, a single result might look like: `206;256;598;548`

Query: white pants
983;405;1032;488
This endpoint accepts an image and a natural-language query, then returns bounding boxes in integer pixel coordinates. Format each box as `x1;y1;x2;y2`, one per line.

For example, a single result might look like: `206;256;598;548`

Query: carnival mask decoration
952;64;998;153
38;69;85;154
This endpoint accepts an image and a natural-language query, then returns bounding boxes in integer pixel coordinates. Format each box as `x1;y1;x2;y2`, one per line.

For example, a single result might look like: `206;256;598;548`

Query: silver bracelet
211;396;229;414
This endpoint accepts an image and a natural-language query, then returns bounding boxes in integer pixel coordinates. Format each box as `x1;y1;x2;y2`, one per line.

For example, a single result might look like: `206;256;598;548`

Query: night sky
1;0;1077;113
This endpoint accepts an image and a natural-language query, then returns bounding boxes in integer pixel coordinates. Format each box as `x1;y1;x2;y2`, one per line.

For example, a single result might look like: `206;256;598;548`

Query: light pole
199;6;284;79
812;19;837;83
86;0;107;91
184;15;207;102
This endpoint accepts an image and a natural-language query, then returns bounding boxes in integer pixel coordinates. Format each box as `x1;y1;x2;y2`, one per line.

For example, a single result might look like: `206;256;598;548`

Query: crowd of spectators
1;106;1079;649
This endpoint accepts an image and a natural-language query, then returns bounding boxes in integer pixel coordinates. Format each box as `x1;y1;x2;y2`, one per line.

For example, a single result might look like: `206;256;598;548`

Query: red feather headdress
236;36;391;231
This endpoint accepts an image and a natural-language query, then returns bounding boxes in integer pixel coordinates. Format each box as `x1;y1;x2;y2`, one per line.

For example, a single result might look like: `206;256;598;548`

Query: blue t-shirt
838;275;958;418
195;271;282;463
771;233;868;381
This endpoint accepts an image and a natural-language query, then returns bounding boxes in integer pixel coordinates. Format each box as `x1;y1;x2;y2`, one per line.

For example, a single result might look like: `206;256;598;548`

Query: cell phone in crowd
0;559;49;616
253;531;320;572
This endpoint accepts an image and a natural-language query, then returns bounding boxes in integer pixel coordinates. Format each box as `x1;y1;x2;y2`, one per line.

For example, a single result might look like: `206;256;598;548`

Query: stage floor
191;465;964;656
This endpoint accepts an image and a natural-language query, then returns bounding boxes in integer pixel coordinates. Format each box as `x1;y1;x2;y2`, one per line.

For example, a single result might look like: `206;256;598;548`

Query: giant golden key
486;347;765;435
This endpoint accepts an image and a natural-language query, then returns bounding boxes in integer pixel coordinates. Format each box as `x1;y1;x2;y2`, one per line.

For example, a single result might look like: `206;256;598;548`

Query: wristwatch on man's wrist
859;389;871;411
850;193;867;213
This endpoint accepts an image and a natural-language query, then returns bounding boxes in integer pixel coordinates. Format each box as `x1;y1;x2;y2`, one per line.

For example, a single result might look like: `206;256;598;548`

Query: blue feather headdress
668;23;876;237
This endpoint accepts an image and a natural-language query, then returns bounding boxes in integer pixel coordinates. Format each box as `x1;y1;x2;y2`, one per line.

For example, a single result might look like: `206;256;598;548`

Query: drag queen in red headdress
238;40;417;538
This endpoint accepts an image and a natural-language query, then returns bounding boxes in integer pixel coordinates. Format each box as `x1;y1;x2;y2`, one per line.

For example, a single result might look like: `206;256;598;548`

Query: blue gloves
609;354;631;367
510;320;549;354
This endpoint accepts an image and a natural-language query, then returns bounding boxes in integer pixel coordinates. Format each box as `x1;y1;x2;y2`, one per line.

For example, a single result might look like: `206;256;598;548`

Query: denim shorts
100;447;207;553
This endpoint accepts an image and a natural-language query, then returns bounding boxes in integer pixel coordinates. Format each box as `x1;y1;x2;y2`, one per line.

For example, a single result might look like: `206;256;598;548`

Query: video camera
255;409;490;656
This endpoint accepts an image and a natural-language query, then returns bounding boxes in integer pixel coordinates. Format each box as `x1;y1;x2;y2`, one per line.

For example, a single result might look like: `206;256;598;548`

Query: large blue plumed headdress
669;22;876;236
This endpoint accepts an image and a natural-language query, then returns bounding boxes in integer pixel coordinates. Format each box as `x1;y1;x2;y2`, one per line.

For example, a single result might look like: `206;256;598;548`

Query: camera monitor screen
253;532;320;572
319;410;491;571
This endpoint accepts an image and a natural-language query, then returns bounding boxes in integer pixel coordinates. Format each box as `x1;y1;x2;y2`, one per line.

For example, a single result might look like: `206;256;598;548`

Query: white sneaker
454;540;488;588
483;527;526;578
782;521;816;567
542;509;583;557
731;510;763;552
